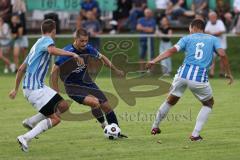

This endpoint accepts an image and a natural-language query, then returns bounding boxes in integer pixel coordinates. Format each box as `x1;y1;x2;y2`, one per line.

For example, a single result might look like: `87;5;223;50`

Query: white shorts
14;36;29;48
23;85;57;111
169;76;213;102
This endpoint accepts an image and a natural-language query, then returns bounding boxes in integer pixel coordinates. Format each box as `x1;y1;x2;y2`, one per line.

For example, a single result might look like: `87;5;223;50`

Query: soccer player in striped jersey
9;19;84;152
146;19;233;141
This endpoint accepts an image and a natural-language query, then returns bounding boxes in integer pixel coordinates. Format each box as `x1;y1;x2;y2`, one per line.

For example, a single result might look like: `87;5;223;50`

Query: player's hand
9;89;17;99
115;69;125;77
73;53;84;66
225;74;234;85
145;60;155;69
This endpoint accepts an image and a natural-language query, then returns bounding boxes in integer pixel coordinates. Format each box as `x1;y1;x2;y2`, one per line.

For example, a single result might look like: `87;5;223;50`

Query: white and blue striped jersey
23;36;54;89
174;33;221;82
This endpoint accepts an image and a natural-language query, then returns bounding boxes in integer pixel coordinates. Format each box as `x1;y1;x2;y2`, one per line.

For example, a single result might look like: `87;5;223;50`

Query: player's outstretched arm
50;64;60;93
48;46;84;65
217;48;234;85
146;46;178;69
100;54;124;77
9;63;27;99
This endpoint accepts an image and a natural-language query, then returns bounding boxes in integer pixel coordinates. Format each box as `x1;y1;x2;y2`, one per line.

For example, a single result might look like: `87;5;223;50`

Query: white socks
192;106;212;137
24;113;46;127
152;101;172;129
23;118;52;141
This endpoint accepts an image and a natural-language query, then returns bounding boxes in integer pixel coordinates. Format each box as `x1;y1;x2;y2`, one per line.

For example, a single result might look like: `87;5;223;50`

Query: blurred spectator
132;0;147;9
234;0;240;13
10;14;28;72
11;0;27;34
82;11;102;49
80;0;100;19
156;17;172;76
167;0;194;20
155;0;171;21
215;0;232;32
128;0;146;32
73;15;83;36
0;0;12;23
205;11;227;77
136;8;156;71
0;17;12;73
195;13;206;21
233;0;240;34
110;0;132;34
191;0;208;17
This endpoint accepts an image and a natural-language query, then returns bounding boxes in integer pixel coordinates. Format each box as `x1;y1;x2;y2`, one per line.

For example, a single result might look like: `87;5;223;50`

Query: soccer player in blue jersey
9;19;84;152
146;19;233;141
51;29;127;136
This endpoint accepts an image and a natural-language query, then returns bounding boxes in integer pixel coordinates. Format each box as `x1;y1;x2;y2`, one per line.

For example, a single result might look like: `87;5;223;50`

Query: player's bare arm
217;48;234;84
48;46;84;65
146;46;178;69
100;54;124;77
9;63;27;99
50;65;60;92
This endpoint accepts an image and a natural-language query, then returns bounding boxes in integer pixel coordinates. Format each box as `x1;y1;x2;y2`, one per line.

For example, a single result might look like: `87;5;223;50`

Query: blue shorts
64;82;108;104
139;38;154;60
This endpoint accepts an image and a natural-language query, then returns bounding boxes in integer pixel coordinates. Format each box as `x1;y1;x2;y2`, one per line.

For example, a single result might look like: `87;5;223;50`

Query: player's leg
85;83;119;126
22;113;46;129
69;94;107;128
22;100;68;131
100;101;119;126
82;96;107;128
189;81;214;141
100;101;128;138
151;78;187;135
75;83;117;126
18;112;61;152
18;87;65;152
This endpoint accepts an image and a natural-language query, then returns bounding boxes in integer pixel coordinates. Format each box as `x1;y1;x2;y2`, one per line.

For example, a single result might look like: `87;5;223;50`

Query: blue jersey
23;36;54;89
81;0;99;11
137;17;156;41
55;44;101;84
175;33;221;82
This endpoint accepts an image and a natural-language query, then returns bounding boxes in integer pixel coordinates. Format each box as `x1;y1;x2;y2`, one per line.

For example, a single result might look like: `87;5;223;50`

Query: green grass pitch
0;76;240;160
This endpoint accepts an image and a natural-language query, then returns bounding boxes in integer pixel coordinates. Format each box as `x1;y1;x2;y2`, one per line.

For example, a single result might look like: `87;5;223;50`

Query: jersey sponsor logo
72;64;86;73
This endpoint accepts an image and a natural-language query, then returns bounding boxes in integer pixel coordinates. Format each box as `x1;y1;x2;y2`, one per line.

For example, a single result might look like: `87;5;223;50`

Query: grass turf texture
0;76;240;159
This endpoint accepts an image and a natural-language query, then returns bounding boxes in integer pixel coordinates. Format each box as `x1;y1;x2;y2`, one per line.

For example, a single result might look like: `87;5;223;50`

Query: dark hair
75;28;89;38
41;19;56;34
190;19;205;31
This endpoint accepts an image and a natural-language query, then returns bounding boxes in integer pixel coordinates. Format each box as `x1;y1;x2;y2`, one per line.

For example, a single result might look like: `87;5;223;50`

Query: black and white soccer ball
104;123;121;140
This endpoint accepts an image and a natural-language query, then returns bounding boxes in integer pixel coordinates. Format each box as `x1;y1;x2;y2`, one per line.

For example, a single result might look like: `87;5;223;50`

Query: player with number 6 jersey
146;19;233;141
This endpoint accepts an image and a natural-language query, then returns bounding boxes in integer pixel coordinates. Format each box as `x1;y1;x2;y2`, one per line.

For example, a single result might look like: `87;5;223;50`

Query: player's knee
167;95;180;106
100;101;112;113
202;98;214;108
57;100;69;113
91;98;101;108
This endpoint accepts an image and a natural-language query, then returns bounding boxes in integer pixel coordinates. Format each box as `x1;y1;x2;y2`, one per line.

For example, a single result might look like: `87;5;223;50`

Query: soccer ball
104;123;121;140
